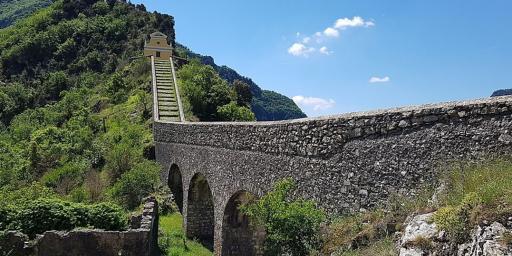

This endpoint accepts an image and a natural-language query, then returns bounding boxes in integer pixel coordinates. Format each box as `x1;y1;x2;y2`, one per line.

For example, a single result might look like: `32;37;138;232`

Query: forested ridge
0;0;52;28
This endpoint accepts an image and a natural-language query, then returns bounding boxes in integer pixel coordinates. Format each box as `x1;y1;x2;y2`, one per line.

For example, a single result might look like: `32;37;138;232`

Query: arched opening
186;173;215;250
222;191;265;256
168;164;183;213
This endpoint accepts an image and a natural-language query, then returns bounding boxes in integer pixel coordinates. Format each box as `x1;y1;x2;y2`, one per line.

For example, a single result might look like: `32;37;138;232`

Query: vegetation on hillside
0;0;51;28
175;44;307;121
317;158;512;255
0;0;172;235
177;60;255;121
241;179;326;256
0;0;299;243
432;159;512;242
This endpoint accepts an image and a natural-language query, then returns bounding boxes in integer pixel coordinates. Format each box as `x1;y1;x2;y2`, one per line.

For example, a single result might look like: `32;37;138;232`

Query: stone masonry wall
0;197;159;256
155;96;512;255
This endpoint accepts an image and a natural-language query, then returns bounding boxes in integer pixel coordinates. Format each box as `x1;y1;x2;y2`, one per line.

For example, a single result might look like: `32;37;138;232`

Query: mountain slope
0;0;52;28
491;89;512;97
176;44;307;121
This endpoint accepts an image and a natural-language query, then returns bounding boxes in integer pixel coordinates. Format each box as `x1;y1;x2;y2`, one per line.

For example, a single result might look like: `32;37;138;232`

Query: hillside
0;0;52;28
492;89;512;97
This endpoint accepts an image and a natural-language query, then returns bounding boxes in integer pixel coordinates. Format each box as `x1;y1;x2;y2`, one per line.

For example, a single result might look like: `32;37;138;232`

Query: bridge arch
221;190;265;256
167;164;183;213
186;173;215;250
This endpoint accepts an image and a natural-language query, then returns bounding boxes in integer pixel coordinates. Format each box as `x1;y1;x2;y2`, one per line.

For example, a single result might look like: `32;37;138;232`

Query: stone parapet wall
155;96;512;255
0;197;159;256
155;96;512;159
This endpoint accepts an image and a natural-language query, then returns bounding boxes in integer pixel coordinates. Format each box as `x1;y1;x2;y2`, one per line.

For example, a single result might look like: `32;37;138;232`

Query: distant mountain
491;89;512;97
0;0;52;28
175;44;307;121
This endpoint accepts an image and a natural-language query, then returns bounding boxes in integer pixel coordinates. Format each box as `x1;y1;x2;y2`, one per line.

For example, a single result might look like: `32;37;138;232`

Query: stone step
159;106;179;111
158;93;176;97
157;86;174;90
158;97;177;102
158;90;175;95
158;101;178;106
159;111;179;117
160;116;180;122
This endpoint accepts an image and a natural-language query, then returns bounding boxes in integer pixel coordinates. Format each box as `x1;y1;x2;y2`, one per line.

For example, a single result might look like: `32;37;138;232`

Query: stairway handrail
170;56;185;122
150;56;160;121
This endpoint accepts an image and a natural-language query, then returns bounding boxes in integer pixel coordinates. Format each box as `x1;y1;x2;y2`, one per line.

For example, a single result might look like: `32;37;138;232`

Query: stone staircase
153;59;182;122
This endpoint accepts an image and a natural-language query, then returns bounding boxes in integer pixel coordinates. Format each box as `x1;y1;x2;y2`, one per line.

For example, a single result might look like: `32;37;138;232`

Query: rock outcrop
399;213;512;256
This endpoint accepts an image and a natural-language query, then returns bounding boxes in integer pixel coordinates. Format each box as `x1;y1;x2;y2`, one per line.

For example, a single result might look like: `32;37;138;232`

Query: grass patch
334;237;397;256
433;159;512;242
158;213;212;256
321;188;433;255
403;236;433;251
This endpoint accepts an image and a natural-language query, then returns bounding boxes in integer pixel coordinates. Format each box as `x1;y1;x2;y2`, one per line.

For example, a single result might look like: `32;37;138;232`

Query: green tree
233;79;253;107
177;61;237;120
241;178;325;256
217;102;256;121
109;160;160;209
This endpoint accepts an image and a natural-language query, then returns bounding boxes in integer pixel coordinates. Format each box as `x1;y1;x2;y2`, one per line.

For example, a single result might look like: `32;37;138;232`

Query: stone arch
186;173;215;250
168;164;183;213
222;191;265;256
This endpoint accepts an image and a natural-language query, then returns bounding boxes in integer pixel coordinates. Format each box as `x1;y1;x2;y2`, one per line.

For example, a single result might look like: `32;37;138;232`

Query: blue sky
132;0;512;117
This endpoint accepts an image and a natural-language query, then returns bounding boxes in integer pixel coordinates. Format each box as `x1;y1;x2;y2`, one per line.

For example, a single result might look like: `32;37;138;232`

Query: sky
132;0;512;117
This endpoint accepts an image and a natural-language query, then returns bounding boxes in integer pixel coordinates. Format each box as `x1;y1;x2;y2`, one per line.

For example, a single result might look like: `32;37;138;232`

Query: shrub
0;182;56;208
500;231;512;247
15;199;78;237
433;193;480;243
41;160;89;195
109;160;160;209
217;102;256;121
0;207;11;231
241;178;325;256
88;202;126;230
4;198;126;237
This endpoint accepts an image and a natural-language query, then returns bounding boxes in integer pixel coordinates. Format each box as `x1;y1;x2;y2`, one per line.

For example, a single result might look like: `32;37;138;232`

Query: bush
109;160;160;209
433;193;481;242
217;102;256;121
2;198;126;237
241;178;325;256
15;199;78;237
88;202;126;230
41;160;89;195
177;61;237;120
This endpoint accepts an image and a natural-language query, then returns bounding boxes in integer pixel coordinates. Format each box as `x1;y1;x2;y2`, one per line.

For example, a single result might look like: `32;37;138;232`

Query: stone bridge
154;95;512;255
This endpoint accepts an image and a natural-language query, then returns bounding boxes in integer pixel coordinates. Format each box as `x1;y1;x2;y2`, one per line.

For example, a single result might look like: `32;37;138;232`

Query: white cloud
323;27;339;37
369;76;391;83
319;46;332;55
287;43;315;57
335;16;374;29
292;95;336;111
289;16;374;57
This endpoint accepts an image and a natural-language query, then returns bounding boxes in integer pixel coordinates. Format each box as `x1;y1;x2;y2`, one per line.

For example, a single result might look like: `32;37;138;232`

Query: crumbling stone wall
0;197;159;256
155;96;512;255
